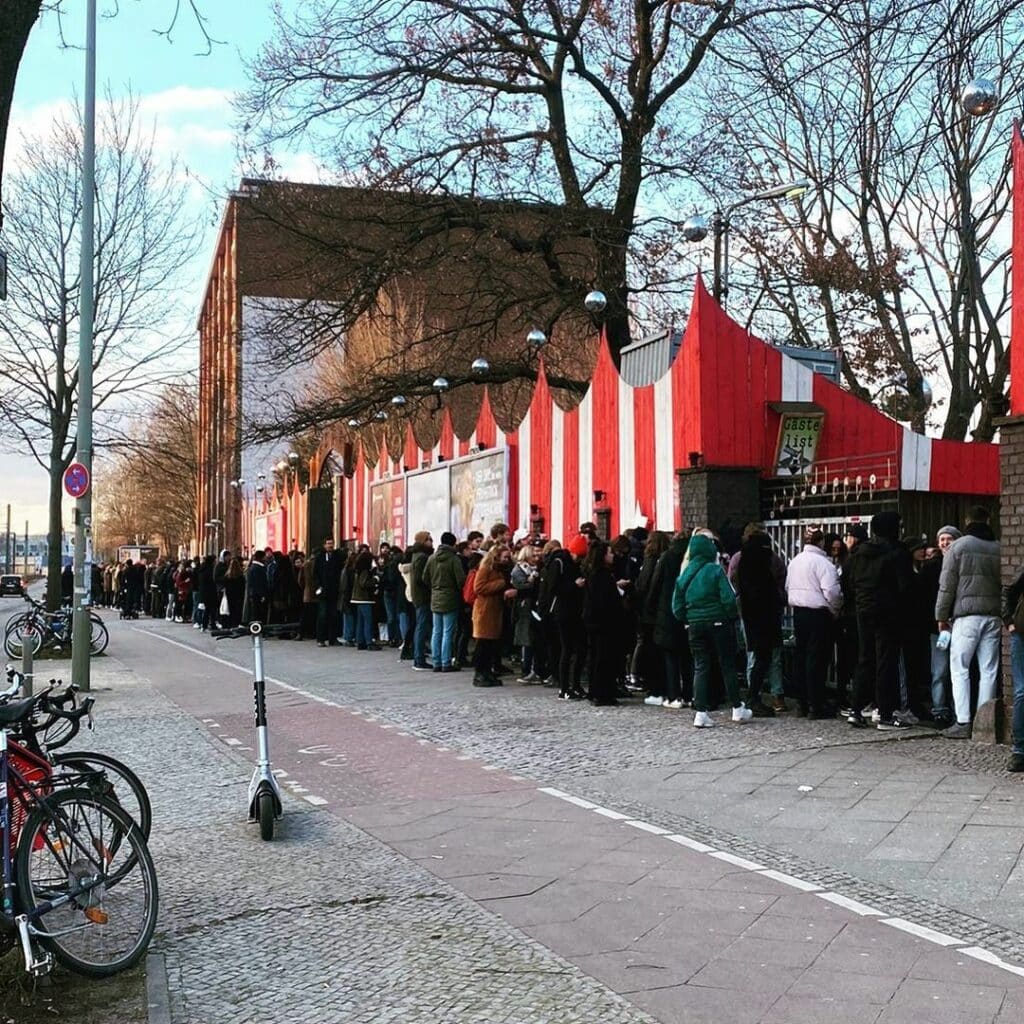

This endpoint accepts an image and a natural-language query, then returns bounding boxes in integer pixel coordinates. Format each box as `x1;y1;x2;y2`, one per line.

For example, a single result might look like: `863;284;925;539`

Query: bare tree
709;0;1024;439
0;97;198;604
240;0;859;369
95;379;199;557
0;1;217;228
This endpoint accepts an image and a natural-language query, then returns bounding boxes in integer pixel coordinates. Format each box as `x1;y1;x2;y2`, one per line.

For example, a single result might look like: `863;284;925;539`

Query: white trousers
949;615;1001;725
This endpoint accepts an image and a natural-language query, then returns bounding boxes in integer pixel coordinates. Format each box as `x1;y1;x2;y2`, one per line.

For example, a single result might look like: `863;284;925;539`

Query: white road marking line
708;851;765;871
455;755;474;761
881;917;963;947
626;820;672;836
591;806;632;821
960;947;1024;978
222;738;242;746
482;766;499;772
816;893;884;916
758;869;822;893
664;834;716;853
303;795;328;806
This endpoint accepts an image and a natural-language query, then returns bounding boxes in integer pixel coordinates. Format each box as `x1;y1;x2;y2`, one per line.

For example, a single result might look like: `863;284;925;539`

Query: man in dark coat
60;563;74;607
645;531;692;708
312;538;343;646
733;531;784;716
244;550;269;625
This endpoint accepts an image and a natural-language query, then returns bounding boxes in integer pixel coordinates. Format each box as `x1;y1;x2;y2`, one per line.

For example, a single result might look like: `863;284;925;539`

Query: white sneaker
665;699;684;710
870;708;881;724
644;695;663;706
661;698;672;707
732;703;753;723
693;711;714;728
192;623;201;629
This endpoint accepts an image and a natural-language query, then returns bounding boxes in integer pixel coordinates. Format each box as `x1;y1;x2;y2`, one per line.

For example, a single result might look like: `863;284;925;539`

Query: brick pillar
997;415;1024;744
677;466;762;541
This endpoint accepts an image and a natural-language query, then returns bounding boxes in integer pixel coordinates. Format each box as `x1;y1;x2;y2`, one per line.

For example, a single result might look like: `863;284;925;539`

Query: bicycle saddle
0;698;37;728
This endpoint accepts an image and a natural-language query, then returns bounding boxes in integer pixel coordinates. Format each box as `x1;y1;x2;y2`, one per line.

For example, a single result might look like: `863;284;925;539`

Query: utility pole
5;503;10;573
71;0;96;692
23;520;28;576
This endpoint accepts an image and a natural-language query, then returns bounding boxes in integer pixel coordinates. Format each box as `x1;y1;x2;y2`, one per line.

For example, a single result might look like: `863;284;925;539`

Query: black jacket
540;549;581;621
646;537;687;650
584;567;622;629
734;536;783;650
845;536;913;626
312;549;343;601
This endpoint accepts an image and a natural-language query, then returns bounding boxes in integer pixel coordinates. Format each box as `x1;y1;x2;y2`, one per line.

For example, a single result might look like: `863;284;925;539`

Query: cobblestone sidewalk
75;656;661;1024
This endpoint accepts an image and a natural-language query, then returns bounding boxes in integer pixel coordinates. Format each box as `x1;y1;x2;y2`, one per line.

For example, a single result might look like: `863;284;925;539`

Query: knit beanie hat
936;525;962;541
870;511;901;541
567;534;590;558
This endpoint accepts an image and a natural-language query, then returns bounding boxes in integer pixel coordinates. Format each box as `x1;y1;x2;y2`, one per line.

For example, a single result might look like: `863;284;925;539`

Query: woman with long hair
223;557;246;627
351;548;381;650
632;531;670;704
472;545;516;686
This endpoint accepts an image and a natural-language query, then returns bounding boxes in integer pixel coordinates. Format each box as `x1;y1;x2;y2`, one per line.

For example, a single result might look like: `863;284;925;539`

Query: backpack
462;568;478;607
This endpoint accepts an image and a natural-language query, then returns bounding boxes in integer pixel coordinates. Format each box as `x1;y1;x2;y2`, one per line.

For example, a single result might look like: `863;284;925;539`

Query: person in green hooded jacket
672;533;753;728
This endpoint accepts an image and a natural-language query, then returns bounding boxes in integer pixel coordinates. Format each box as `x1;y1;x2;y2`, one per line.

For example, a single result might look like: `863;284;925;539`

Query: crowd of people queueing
90;505;1024;771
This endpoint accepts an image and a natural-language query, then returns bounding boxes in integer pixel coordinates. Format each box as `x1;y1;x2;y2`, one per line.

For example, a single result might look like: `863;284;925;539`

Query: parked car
0;574;25;597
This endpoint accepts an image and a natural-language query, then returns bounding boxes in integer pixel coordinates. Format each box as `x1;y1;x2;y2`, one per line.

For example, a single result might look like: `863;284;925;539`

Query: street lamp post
682;179;810;307
71;0;97;692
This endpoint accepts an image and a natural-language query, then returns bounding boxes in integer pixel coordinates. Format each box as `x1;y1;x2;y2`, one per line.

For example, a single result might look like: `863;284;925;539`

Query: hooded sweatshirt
672;535;737;624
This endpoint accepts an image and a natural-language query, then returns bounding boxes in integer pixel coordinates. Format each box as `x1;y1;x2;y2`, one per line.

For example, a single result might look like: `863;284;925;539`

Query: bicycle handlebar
210;622;301;640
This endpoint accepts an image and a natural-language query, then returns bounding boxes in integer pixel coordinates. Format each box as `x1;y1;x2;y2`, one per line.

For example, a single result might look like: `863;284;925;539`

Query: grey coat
935;524;1001;621
510;562;539;647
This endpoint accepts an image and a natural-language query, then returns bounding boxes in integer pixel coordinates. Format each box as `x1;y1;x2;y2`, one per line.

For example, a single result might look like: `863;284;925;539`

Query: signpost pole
71;0;97;692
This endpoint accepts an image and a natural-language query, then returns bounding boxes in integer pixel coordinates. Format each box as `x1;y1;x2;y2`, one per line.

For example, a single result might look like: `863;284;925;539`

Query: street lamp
683;179;810;307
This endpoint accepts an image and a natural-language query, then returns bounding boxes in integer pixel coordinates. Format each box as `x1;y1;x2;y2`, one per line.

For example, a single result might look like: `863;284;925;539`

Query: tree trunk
46;461;63;612
0;1;43;229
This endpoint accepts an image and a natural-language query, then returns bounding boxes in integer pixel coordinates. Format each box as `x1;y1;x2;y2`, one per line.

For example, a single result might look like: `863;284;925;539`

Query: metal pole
712;211;723;304
71;0;96;692
5;503;10;573
21;628;33;698
721;214;731;308
23;521;27;577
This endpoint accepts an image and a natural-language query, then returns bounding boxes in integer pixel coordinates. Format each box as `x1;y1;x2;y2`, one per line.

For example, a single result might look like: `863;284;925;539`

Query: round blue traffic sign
64;462;90;499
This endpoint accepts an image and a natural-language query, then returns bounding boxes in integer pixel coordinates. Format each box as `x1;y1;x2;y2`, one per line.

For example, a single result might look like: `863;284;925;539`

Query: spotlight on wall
593;490;606;505
688;451;704;468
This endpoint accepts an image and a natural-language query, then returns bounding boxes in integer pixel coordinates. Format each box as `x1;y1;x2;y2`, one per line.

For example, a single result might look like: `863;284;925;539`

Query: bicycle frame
0;728;111;974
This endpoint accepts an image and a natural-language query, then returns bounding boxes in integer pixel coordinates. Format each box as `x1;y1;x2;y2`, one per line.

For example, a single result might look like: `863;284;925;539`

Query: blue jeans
1010;632;1024;756
413;605;430;665
382;592;400;643
431;610;458;668
342;609;356;644
688;621;741;712
745;645;784;696
355;603;374;648
929;634;952;717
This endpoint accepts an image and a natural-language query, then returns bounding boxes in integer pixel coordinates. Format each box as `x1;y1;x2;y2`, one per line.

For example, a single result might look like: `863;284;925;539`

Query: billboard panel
405;466;450;544
369;479;406;550
449;451;507;538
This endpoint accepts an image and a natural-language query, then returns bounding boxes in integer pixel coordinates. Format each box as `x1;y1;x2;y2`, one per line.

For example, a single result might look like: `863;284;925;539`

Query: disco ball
391;394;407;408
681;214;709;243
432;376;450;392
471;357;491;375
584;290;607;314
374;410;388;421
347;418;359;428
527;328;547;347
961;78;998;117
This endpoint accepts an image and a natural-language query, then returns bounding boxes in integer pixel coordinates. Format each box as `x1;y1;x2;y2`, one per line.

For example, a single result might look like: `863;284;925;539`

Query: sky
2;0;286;535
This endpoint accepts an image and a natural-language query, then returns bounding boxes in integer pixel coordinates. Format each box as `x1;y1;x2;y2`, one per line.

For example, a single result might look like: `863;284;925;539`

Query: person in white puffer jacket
785;529;842;719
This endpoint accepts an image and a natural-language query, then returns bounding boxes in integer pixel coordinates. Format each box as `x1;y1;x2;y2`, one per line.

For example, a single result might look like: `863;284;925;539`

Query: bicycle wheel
4;611;31;636
50;752;152;841
256;789;275;841
88;616;109;655
15;789;158;978
4;621;42;659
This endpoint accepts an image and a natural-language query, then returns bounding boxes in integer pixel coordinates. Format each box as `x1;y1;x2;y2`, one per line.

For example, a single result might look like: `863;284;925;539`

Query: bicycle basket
8;742;52;854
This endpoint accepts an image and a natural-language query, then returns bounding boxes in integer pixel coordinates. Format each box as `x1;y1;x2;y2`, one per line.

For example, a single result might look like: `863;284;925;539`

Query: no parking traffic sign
63;462;90;499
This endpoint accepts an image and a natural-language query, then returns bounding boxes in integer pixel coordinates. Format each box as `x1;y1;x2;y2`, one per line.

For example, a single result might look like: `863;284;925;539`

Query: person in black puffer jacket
644;531;691;709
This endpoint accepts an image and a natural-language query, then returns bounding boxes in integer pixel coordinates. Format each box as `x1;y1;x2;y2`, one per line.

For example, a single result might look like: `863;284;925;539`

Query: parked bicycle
0;677;158;976
4;595;109;659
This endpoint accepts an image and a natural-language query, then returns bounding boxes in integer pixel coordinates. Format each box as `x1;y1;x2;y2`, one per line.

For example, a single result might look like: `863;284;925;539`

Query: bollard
21;628;33;697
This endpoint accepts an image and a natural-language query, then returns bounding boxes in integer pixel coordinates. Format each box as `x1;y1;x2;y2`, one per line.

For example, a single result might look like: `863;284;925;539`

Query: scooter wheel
256;789;275;841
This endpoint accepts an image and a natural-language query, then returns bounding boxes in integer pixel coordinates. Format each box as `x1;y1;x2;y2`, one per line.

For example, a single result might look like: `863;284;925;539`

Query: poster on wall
369;479;406;550
405;466;450;544
774;413;825;477
449;451;507;538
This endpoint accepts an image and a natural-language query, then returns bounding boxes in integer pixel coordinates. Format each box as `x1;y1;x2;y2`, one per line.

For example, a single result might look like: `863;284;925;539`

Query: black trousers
793;606;832;713
557;617;584;695
853;614;900;720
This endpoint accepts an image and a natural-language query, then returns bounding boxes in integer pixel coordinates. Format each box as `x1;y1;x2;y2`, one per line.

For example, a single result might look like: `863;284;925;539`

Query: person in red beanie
567;534;590;559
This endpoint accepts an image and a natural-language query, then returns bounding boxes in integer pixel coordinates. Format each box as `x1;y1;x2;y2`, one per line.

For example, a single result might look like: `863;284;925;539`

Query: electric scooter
212;621;298;840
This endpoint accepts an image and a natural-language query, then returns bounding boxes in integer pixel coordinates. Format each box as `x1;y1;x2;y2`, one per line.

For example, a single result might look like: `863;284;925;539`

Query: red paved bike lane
124;629;1024;1024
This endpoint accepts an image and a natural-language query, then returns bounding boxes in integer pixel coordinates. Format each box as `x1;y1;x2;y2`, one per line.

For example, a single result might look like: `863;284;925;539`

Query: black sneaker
412;662;430;672
847;712;868;728
399;650;413;661
877;717;911;731
1008;753;1024;773
473;674;498;687
433;665;443;673
750;703;775;718
443;664;461;673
